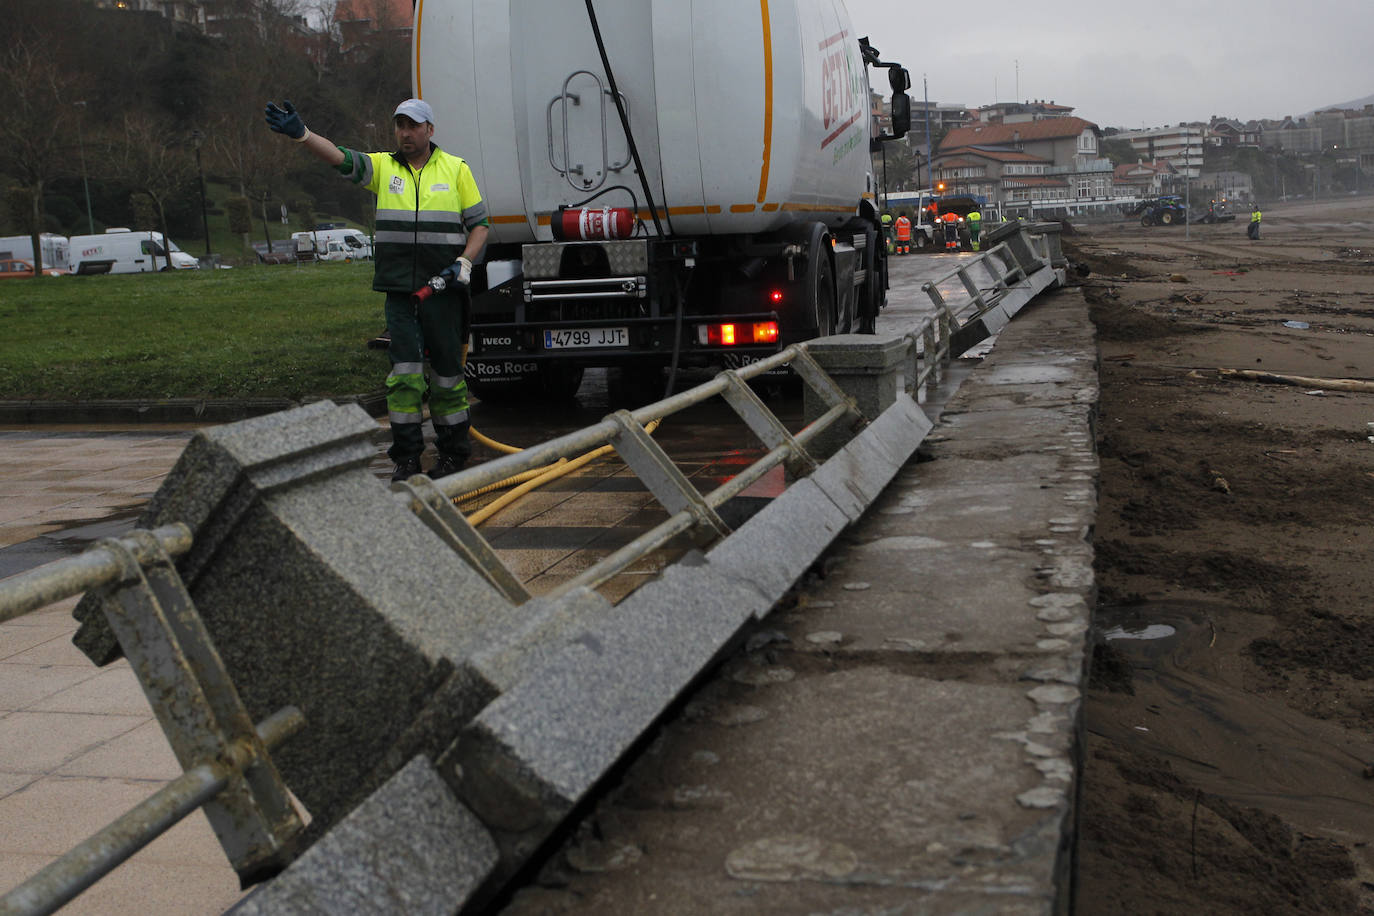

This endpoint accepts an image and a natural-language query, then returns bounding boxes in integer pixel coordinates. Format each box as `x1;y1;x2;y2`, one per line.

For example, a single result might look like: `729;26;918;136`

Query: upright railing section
0;529;306;916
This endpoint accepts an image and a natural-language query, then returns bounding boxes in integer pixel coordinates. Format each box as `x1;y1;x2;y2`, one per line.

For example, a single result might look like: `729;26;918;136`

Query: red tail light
770;289;784;303
701;321;779;346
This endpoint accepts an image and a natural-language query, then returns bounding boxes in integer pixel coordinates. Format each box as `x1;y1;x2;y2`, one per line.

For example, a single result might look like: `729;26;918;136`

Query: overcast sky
844;0;1372;130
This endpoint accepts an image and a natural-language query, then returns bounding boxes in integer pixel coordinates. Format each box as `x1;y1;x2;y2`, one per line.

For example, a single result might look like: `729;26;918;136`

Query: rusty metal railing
392;308;956;605
0;530;306;916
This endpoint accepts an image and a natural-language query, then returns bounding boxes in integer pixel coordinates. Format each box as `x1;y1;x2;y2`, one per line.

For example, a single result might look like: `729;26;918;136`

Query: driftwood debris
1215;368;1374;393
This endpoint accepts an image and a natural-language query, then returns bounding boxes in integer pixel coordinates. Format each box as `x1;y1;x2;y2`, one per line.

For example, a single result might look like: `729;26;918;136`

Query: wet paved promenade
0;428;248;913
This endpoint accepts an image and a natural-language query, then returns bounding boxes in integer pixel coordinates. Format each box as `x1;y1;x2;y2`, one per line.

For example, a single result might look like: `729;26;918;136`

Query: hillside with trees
0;0;410;260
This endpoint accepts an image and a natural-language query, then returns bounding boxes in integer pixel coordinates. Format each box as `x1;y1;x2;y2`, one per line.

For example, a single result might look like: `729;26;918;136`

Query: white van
0;233;71;271
290;228;372;262
69;229;199;274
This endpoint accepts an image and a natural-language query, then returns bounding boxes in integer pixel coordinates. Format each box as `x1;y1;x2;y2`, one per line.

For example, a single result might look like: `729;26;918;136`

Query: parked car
252;240;296;264
290;228;372;261
0;257;69;279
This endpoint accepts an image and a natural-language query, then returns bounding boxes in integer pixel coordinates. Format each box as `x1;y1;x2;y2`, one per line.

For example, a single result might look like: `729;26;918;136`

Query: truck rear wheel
856;224;879;334
805;224;836;337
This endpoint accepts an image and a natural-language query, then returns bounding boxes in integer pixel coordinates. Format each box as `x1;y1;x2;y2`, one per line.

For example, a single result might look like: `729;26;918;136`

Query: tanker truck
414;0;911;395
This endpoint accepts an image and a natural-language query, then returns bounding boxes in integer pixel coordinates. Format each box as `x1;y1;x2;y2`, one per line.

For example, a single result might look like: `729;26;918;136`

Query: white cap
393;98;435;126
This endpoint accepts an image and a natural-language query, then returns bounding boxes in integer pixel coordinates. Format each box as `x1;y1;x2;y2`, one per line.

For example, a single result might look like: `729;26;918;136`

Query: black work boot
391;455;422;483
427;453;466;479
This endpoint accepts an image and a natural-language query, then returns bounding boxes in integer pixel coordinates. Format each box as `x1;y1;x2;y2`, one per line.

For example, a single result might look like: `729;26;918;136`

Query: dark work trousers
383;289;472;463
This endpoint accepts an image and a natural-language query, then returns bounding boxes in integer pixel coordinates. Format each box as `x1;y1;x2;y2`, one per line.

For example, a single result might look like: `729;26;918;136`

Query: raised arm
264;101;345;167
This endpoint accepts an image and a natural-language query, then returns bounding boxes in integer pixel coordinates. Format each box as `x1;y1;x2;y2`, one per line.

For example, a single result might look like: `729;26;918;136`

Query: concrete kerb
227;756;499;916
0;391;388;426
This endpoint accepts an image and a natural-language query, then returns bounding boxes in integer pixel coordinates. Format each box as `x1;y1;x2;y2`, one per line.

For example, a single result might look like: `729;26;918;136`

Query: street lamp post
74;101;95;234
190;129;212;258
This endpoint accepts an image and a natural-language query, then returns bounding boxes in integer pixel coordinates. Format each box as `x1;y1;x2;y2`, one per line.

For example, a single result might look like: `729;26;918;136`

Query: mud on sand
1070;197;1374;914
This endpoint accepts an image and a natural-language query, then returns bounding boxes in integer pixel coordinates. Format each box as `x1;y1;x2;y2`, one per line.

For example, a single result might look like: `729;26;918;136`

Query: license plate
543;327;629;349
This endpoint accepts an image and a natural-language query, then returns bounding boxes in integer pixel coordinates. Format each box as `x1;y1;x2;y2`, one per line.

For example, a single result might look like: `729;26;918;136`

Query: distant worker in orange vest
894;212;912;254
941;211;959;250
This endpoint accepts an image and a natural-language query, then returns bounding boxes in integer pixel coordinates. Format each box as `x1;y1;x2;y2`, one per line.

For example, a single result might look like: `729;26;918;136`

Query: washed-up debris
1216;368;1374;393
1169;274;1189;283
1282;320;1310;329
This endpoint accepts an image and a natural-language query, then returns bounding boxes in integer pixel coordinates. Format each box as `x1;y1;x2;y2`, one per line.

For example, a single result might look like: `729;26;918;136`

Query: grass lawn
0;261;391;401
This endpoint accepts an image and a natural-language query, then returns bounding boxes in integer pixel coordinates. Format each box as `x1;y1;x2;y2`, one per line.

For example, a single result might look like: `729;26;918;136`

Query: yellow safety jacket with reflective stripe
338;144;488;293
1251;210;1262;222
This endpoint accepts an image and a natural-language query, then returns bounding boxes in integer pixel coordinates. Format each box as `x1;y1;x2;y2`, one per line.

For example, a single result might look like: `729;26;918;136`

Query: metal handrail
0;707;304;916
399;306;958;604
0;528;306;916
415;343;808;501
0;524;191;625
544;400;852;599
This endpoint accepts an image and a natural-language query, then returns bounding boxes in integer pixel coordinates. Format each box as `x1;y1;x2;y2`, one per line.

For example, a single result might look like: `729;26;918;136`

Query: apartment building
1117;125;1204;179
934;116;1115;215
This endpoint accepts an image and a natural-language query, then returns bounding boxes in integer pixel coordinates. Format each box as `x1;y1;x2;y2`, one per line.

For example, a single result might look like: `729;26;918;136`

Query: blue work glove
265;101;308;141
439;257;473;287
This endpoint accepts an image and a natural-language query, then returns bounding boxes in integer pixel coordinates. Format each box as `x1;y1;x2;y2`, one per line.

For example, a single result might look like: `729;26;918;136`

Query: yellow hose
461;419;661;526
454;458;568;503
470;426;524;455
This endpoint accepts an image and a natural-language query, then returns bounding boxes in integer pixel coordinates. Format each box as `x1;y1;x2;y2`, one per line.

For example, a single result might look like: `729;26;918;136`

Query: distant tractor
1133;196;1188;227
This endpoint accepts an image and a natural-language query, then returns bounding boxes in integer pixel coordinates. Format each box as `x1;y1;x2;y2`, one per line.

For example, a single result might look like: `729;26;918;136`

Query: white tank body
414;0;876;244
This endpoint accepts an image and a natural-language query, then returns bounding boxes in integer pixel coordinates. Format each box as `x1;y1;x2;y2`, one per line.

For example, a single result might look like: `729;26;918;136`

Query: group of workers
881;207;983;254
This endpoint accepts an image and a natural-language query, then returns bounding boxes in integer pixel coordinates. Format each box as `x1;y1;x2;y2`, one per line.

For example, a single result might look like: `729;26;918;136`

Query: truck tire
1141;214;1154;228
856;224;879;334
913;231;928;250
806;227;836;337
1159;211;1175;225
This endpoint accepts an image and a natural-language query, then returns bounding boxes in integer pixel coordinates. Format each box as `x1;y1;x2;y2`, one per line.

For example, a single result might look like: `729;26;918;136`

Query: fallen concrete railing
0;530;305;916
7;224;1065;912
922;221;1066;355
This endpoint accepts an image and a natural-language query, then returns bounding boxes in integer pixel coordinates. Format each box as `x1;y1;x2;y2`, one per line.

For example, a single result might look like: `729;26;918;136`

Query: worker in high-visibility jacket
967;210;982;251
266;97;490;483
941;211;960;250
881;212;895;254
1247;205;1262;240
894;213;912;254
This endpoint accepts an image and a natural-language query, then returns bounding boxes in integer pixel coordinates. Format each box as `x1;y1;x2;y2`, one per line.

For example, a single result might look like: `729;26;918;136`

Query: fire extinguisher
551;206;636;241
410;274;450;304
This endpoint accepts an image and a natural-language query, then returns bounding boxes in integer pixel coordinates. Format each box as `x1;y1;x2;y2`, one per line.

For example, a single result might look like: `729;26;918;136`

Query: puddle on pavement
1102;623;1177;641
0;507;143;579
1089;600;1374;868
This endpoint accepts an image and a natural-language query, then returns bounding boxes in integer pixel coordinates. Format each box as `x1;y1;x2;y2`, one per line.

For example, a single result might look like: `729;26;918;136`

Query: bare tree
104;113;197;270
0;39;84;273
